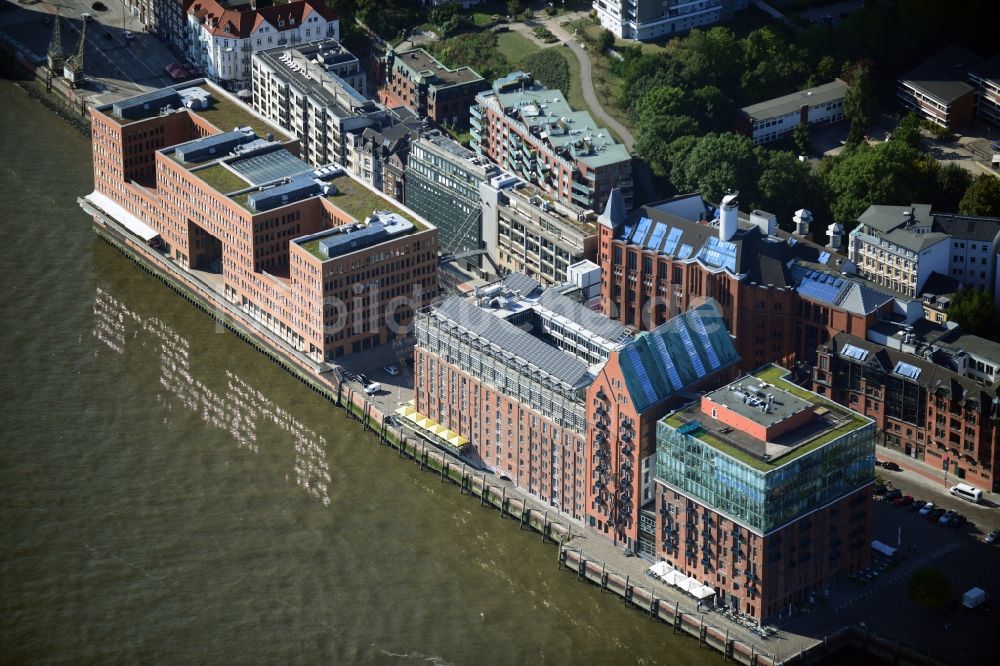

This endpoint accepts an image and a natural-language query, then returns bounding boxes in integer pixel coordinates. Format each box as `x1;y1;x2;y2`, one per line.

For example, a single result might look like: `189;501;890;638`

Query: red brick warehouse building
83;81;438;364
381;47;489;128
597;190;919;372
411;273;740;551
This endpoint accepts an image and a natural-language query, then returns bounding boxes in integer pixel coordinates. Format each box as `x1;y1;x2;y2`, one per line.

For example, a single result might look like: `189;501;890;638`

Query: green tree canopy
931;163;972;213
843;64;875;148
598;29;615;53
636;115;701;179
959;174;1000;217
755;149;819;228
947;288;1000;342
907;568;954;610
519;50;569;96
670;133;761;204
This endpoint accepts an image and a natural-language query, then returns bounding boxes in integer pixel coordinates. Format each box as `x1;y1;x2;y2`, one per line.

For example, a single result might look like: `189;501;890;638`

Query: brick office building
598;190;912;372
83;81;438;364
381;48;488;128
656;366;875;621
412;274;739;549
813;333;1000;492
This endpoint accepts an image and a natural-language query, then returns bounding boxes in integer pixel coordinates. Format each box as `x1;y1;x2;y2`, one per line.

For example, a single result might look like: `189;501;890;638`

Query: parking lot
335;338;416;417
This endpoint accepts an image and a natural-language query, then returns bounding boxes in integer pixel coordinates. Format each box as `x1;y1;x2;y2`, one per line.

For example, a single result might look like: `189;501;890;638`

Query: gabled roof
190;0;336;39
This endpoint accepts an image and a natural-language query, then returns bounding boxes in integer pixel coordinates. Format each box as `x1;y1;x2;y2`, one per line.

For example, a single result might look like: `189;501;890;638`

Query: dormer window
224;24;230;33
278;19;284;27
289;18;295;25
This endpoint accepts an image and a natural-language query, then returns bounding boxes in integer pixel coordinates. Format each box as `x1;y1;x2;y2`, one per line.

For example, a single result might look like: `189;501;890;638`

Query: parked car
948;514;967;529
874;460;884;467
882;461;901;471
874;483;887;496
919;502;936;517
926;507;946;521
123;30;134;41
884;488;903;502
383;365;401;377
984;529;999;544
81;12;94;22
909;499;927;512
895;495;915;507
939;510;958;526
92;2;108;10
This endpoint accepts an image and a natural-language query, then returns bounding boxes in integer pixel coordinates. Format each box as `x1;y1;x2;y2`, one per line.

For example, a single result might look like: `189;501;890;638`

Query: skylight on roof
893;361;922;380
841;343;869;361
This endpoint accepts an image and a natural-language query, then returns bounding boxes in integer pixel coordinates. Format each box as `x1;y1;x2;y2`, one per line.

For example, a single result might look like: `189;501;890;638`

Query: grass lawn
554;45;586;113
194;164;250;194
194;86;290;141
496;31;541;63
323;174;421;229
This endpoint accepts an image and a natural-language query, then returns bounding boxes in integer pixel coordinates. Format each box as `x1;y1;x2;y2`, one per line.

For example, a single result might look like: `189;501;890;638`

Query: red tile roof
188;0;336;39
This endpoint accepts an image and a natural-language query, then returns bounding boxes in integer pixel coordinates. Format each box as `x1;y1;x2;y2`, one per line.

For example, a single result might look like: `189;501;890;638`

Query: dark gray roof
830;333;999;402
934;214;1000;243
881;228;950;253
857;204;934;233
899;46;983;106
920;272;961;299
536;289;629;345
938;332;1000;362
740;80;848;121
432;297;591;388
971;54;1000;85
113;89;182;120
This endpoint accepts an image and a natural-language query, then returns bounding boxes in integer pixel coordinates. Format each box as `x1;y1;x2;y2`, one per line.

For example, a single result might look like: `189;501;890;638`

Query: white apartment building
739;80;848;145
593;0;747;41
186;0;338;91
849;204;1000;299
252;39;391;167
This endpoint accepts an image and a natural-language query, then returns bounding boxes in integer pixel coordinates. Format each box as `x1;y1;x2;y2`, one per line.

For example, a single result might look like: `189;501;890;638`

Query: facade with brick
656;366;875;621
85;81;437;364
598;191;913;372
381;48;488;128
413;274;739;550
813;332;1000;492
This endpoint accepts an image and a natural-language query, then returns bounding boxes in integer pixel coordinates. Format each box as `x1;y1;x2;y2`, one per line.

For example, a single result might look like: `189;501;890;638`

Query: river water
0;80;722;664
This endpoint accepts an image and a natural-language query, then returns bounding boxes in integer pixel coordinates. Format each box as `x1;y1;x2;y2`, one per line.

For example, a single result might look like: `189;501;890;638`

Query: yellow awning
429;423;447;436
396;404;416;417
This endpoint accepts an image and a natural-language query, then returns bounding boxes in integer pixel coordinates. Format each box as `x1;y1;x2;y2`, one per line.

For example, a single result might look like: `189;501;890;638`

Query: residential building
472;72;633;213
411;274;740;550
344;108;425;198
381;48;488;128
405;130;498;273
252;39;391;167
896;46;981;130
813;332;1000;492
599;190;916;372
124;1;153;28
480;176;599;286
161;0;191;54
593;0;748;41
82;81;438;365
737;80;848;146
848;203;1000;298
185;0;339;91
656;365;875;621
968;55;1000;126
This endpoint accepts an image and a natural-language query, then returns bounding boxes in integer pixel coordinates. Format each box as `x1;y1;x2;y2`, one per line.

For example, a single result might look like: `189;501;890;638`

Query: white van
364;382;381;396
949;483;982;504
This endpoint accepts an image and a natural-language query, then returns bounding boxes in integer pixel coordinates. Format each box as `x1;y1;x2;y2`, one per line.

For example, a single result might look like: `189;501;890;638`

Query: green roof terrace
662;365;870;472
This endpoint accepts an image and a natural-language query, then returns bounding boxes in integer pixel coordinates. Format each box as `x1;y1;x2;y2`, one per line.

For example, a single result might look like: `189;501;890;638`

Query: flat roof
741;80;848;121
296;212;415;261
704;381;812;431
392;48;484;87
664;365;869;471
900;61;978;105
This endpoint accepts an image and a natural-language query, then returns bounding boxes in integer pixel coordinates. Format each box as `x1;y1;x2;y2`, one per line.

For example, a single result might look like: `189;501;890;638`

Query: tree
931;163;972;213
636;115;700;179
633;85;686;127
689;86;731;133
756;149;820;226
907;568;954;610
598;28;615;53
506;0;523;16
820;141;928;228
947;287;1000;341
792;123;810;156
671;133;761;203
891;112;923;149
428;2;462;36
843;64;875;148
959;174;1000;217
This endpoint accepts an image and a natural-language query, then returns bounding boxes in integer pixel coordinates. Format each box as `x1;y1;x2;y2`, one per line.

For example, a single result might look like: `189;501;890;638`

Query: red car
894;495;914;507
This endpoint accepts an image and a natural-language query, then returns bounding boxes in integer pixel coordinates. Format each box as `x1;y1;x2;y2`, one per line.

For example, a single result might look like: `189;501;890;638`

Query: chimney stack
826;222;844;251
719;191;739;242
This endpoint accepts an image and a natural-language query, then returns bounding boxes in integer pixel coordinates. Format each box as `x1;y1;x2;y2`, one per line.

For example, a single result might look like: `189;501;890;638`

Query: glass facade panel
655;420;875;533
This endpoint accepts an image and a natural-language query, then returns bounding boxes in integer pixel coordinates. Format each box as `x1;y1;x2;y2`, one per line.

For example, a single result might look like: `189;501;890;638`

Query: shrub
519;49;570;95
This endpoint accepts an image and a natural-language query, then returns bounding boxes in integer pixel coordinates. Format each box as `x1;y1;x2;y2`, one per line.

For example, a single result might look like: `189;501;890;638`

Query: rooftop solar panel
687;310;721;369
677;244;694;259
626;346;658;406
675;319;706;377
818;251;831;264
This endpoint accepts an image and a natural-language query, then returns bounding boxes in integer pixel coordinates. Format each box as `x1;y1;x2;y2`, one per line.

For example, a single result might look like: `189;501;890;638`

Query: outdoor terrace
664;365;868;472
191;86;290;141
322;173;422;230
